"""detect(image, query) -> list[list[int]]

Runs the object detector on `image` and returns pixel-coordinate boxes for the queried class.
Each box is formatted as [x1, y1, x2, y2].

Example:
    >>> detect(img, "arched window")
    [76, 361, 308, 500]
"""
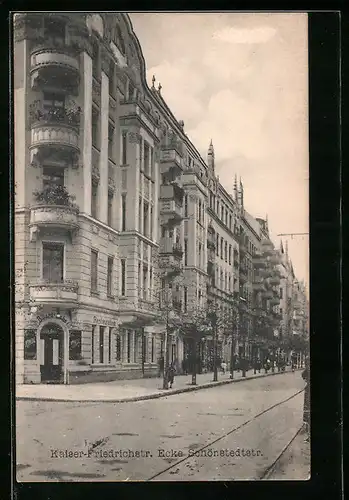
[115, 25, 125, 55]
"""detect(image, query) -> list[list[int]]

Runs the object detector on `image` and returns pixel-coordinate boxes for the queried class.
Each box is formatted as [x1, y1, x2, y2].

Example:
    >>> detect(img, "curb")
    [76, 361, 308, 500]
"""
[16, 369, 300, 404]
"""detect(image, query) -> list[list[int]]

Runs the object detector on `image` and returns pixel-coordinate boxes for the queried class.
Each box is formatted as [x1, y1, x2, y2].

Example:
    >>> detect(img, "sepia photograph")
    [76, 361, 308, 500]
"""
[14, 11, 310, 482]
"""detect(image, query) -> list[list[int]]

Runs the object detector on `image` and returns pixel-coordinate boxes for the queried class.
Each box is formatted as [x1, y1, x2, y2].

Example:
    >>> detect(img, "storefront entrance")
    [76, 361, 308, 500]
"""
[40, 324, 64, 383]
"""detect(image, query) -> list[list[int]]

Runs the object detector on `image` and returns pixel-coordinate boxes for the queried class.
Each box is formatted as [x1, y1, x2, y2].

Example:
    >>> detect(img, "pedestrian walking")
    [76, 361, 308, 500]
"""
[302, 358, 310, 441]
[221, 360, 227, 374]
[167, 361, 176, 389]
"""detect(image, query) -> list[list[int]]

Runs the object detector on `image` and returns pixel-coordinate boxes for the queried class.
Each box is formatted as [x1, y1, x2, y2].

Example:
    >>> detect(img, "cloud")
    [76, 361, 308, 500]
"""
[146, 61, 205, 125]
[213, 26, 276, 44]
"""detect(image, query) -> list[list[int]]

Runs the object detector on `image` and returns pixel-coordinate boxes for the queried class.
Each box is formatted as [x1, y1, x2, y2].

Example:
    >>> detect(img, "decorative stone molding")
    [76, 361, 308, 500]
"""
[91, 225, 99, 235]
[128, 131, 140, 143]
[92, 164, 100, 184]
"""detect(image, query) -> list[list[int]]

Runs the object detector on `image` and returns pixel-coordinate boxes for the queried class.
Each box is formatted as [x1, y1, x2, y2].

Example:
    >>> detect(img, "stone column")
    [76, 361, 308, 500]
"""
[99, 71, 109, 224]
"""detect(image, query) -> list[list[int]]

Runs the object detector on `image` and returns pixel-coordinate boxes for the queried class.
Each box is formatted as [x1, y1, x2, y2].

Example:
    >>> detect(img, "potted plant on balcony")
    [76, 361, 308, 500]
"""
[33, 184, 78, 209]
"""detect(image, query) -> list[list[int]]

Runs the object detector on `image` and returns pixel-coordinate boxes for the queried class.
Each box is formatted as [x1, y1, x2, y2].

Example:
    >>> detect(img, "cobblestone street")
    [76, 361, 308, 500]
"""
[16, 371, 309, 481]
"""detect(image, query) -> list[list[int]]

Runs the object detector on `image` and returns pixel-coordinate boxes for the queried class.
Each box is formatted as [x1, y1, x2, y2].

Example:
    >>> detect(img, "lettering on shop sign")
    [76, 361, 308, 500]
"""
[37, 313, 69, 324]
[92, 316, 118, 327]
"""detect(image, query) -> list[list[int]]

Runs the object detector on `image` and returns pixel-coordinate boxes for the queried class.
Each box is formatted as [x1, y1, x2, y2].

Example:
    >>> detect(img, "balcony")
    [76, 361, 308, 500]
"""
[239, 237, 247, 254]
[29, 280, 78, 307]
[207, 261, 215, 277]
[172, 243, 183, 259]
[253, 278, 266, 292]
[172, 299, 182, 314]
[253, 255, 266, 269]
[29, 185, 79, 241]
[239, 265, 248, 283]
[160, 182, 185, 205]
[30, 40, 80, 93]
[269, 275, 281, 286]
[262, 290, 273, 299]
[29, 104, 80, 168]
[261, 239, 274, 256]
[269, 252, 282, 265]
[269, 297, 280, 306]
[160, 147, 183, 175]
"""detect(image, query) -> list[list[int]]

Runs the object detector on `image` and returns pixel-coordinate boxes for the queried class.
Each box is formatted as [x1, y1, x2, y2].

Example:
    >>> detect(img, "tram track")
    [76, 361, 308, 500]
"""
[145, 388, 305, 481]
[259, 424, 305, 480]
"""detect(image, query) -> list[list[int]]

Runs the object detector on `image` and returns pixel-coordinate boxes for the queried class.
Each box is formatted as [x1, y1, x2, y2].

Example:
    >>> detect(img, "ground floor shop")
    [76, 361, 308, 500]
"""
[16, 304, 187, 385]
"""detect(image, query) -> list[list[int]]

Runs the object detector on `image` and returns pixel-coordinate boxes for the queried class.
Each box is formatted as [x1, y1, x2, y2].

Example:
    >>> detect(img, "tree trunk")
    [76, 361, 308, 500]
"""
[230, 336, 235, 379]
[191, 339, 197, 385]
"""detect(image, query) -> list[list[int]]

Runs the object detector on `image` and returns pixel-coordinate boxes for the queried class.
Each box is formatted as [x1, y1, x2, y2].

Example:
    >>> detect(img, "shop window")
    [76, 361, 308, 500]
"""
[69, 330, 82, 360]
[24, 330, 36, 360]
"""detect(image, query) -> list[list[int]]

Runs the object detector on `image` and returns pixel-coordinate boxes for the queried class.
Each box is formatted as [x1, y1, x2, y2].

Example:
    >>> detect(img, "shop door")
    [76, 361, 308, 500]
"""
[40, 324, 64, 383]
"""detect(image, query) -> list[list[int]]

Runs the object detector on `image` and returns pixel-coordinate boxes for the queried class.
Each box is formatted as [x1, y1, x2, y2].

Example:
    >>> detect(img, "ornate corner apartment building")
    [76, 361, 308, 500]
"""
[14, 12, 308, 385]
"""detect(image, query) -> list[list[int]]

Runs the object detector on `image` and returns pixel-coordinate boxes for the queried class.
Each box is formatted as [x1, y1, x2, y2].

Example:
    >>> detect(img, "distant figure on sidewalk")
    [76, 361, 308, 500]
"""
[254, 357, 262, 374]
[264, 358, 271, 374]
[302, 358, 310, 439]
[167, 361, 176, 389]
[221, 360, 227, 374]
[158, 356, 164, 378]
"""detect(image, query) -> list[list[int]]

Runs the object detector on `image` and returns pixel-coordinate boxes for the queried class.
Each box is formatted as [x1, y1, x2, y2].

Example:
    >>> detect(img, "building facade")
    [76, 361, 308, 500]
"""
[14, 12, 308, 385]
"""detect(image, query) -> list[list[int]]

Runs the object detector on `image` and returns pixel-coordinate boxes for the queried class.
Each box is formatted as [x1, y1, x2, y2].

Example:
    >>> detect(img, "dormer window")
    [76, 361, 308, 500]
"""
[44, 17, 66, 44]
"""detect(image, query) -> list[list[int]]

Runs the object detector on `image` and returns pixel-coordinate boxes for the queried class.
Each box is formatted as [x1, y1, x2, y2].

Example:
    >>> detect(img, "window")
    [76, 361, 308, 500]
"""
[109, 60, 115, 96]
[143, 202, 149, 237]
[91, 326, 96, 364]
[221, 206, 224, 221]
[184, 195, 188, 217]
[151, 336, 155, 363]
[121, 259, 126, 296]
[142, 264, 148, 299]
[229, 245, 232, 265]
[107, 193, 113, 227]
[184, 286, 188, 313]
[280, 308, 283, 316]
[228, 274, 231, 291]
[108, 122, 114, 159]
[107, 256, 113, 296]
[42, 242, 64, 283]
[92, 39, 99, 78]
[91, 250, 98, 292]
[128, 81, 135, 100]
[229, 214, 232, 230]
[184, 239, 188, 266]
[43, 167, 64, 189]
[150, 206, 153, 239]
[150, 148, 154, 179]
[121, 194, 126, 231]
[198, 243, 202, 268]
[91, 182, 98, 219]
[121, 131, 127, 164]
[24, 330, 36, 360]
[138, 262, 142, 296]
[216, 234, 219, 256]
[69, 331, 82, 360]
[198, 200, 201, 222]
[144, 142, 150, 175]
[43, 92, 65, 110]
[224, 241, 228, 262]
[280, 287, 283, 299]
[220, 237, 224, 259]
[99, 326, 105, 364]
[116, 335, 121, 361]
[127, 331, 131, 363]
[92, 107, 99, 149]
[108, 328, 112, 364]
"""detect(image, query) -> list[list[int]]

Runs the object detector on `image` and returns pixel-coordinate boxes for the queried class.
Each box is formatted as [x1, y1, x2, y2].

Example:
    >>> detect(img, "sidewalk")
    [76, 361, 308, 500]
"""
[16, 367, 301, 403]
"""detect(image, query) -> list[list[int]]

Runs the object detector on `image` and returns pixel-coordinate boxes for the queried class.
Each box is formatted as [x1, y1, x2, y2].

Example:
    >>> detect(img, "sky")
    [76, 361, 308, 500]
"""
[129, 13, 309, 289]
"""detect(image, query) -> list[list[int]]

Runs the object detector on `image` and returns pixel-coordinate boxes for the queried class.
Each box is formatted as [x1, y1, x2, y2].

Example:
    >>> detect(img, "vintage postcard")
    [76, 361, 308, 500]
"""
[14, 11, 310, 481]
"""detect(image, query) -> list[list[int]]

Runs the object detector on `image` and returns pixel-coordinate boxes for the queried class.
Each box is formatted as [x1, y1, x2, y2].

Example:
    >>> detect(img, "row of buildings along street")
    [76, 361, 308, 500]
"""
[14, 12, 309, 387]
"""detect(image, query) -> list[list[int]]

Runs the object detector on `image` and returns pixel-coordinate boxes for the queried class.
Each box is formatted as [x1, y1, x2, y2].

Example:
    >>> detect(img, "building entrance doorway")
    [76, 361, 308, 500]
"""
[40, 323, 64, 383]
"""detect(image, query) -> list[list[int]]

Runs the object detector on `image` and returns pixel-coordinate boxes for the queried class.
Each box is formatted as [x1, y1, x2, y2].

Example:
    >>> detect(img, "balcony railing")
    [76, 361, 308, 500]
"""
[172, 299, 182, 313]
[172, 243, 183, 259]
[29, 280, 78, 306]
[30, 103, 81, 129]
